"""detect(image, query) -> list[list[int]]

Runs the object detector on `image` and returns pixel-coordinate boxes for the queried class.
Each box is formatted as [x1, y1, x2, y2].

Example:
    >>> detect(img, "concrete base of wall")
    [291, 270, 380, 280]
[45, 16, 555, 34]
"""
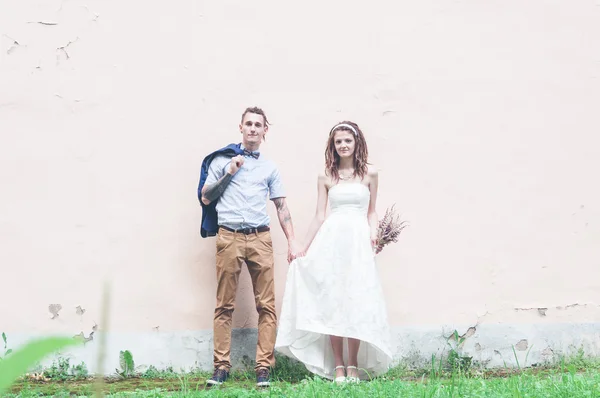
[7, 323, 600, 375]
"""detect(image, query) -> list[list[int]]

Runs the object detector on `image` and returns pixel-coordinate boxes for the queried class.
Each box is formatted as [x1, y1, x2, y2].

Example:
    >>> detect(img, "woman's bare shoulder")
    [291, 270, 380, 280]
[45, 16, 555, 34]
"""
[367, 164, 379, 178]
[319, 171, 332, 187]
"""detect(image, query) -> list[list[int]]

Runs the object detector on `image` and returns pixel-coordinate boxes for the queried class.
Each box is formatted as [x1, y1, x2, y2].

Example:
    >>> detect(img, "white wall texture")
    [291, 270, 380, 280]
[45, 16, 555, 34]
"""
[1, 0, 600, 373]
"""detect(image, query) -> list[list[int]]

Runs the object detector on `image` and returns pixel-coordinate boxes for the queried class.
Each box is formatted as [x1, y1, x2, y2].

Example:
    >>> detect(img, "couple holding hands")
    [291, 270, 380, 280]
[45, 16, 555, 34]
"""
[198, 107, 392, 387]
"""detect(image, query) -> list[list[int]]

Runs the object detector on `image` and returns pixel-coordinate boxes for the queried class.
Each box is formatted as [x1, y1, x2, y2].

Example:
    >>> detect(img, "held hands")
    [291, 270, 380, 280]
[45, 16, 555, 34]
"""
[228, 155, 244, 175]
[287, 239, 305, 263]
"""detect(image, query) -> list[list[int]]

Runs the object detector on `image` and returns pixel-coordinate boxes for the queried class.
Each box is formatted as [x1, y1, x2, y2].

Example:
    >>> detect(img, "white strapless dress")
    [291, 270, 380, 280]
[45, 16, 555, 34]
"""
[275, 182, 392, 380]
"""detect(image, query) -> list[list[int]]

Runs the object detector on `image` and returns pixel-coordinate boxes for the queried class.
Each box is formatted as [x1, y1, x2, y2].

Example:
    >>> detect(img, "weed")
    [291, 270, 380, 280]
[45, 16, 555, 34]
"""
[0, 332, 13, 360]
[117, 350, 135, 378]
[271, 354, 311, 383]
[445, 330, 473, 373]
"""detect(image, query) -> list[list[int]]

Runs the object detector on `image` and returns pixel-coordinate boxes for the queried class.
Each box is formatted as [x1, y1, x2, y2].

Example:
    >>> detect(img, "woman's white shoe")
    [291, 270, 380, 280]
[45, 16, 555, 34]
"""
[333, 365, 346, 383]
[346, 366, 360, 383]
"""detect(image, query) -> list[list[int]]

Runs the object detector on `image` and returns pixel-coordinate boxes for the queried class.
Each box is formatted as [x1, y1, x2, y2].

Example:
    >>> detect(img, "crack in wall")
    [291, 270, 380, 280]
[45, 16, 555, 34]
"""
[3, 34, 22, 55]
[515, 303, 599, 316]
[80, 5, 100, 22]
[56, 37, 79, 62]
[26, 21, 58, 26]
[556, 303, 596, 310]
[515, 307, 548, 316]
[57, 1, 100, 22]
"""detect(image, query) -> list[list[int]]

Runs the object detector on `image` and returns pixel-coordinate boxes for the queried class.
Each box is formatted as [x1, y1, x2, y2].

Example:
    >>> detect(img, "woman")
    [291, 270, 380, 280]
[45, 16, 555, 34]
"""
[275, 121, 392, 383]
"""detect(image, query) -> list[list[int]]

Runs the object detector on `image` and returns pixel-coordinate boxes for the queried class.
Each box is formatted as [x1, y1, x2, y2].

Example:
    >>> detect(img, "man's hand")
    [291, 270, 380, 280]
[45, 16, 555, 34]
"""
[228, 155, 244, 175]
[287, 239, 305, 263]
[201, 155, 243, 205]
[272, 197, 303, 262]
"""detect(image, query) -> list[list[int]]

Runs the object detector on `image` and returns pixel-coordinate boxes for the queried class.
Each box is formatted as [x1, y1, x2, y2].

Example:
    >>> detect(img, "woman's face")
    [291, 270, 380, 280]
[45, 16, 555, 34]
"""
[333, 130, 356, 160]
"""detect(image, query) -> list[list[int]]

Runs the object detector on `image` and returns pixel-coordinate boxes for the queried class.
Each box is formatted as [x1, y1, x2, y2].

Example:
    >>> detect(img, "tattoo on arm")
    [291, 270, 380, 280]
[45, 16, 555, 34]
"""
[203, 173, 233, 202]
[273, 198, 293, 235]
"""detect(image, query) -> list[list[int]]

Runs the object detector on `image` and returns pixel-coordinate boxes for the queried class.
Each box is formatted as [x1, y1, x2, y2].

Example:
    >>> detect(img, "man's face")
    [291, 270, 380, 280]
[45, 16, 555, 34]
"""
[239, 112, 267, 148]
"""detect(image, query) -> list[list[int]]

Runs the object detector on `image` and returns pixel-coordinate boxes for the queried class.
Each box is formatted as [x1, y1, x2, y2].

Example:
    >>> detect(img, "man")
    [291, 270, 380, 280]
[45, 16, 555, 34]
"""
[199, 107, 303, 387]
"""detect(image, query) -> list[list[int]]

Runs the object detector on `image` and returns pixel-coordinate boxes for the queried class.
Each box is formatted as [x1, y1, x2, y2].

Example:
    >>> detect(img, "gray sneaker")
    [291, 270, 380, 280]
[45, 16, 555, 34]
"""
[256, 367, 271, 387]
[206, 368, 229, 386]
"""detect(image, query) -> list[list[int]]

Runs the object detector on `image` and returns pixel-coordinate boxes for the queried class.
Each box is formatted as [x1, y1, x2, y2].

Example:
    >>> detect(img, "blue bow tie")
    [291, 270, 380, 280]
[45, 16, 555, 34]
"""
[243, 149, 260, 159]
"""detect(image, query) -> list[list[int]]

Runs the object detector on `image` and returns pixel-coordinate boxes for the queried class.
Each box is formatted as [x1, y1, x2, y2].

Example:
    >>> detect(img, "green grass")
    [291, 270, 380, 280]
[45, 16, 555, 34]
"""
[7, 371, 600, 397]
[7, 362, 600, 397]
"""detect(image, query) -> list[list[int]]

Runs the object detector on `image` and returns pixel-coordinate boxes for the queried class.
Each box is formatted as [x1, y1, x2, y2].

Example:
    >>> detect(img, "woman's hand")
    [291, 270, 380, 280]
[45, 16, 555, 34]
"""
[371, 233, 378, 252]
[299, 243, 309, 257]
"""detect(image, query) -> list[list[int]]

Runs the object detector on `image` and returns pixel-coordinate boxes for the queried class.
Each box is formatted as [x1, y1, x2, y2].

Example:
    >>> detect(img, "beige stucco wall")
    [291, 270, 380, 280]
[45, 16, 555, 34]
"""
[1, 0, 599, 372]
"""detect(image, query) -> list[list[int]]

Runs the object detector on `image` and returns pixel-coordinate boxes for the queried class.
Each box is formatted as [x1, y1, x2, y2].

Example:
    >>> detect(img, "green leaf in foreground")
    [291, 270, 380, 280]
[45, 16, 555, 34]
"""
[0, 336, 82, 393]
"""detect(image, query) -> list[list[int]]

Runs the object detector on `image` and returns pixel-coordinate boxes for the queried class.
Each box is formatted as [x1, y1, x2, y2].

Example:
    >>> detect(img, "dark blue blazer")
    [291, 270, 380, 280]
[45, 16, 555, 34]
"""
[197, 143, 244, 237]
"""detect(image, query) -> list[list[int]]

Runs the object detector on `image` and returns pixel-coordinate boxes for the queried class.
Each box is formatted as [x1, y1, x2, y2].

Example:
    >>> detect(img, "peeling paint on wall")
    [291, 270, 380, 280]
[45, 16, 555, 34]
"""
[462, 327, 476, 339]
[515, 339, 528, 351]
[48, 304, 62, 319]
[515, 307, 548, 316]
[514, 303, 600, 317]
[73, 330, 94, 344]
[542, 347, 554, 356]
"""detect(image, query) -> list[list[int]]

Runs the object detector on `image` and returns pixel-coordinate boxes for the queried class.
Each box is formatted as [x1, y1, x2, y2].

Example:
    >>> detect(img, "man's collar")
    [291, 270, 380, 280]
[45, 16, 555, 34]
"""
[240, 143, 260, 158]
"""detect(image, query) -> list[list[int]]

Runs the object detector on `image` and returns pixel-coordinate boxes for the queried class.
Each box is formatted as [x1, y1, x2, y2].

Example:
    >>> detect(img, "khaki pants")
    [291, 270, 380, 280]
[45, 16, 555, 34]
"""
[212, 227, 277, 371]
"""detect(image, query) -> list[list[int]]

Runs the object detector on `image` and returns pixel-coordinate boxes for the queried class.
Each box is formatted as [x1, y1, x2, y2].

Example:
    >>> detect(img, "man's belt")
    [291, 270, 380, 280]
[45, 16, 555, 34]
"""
[219, 225, 270, 235]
